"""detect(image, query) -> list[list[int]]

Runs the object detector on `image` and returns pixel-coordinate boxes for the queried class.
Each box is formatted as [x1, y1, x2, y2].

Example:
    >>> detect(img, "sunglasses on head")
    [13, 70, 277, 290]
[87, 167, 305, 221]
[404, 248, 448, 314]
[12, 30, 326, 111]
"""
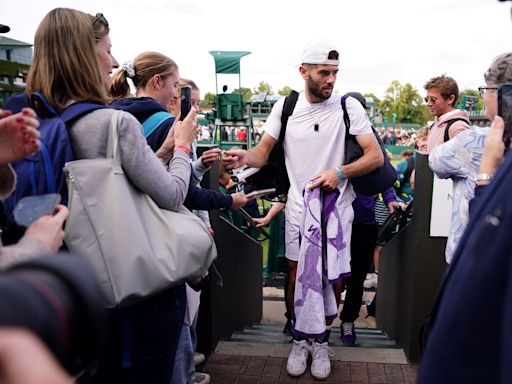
[92, 13, 109, 28]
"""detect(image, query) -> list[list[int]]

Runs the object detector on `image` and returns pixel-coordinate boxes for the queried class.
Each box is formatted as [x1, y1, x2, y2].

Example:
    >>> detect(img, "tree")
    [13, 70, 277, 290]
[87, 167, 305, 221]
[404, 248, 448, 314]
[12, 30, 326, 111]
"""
[253, 81, 273, 95]
[233, 87, 253, 101]
[380, 80, 430, 125]
[278, 86, 293, 96]
[364, 93, 381, 107]
[202, 92, 215, 108]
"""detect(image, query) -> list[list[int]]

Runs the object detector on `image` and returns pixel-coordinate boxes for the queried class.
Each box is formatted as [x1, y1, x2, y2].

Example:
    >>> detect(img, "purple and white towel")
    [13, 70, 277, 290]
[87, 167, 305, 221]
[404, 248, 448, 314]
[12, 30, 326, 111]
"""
[293, 182, 351, 339]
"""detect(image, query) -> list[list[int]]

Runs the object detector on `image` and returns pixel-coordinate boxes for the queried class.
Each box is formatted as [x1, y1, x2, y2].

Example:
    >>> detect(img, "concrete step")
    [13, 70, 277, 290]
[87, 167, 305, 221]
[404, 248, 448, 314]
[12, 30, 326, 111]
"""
[215, 323, 408, 364]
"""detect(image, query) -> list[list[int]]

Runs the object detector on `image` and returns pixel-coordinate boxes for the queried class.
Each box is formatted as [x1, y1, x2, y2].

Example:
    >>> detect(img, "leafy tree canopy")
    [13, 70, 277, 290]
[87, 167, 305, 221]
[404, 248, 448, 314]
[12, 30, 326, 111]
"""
[253, 81, 273, 95]
[233, 87, 253, 101]
[380, 80, 430, 124]
[278, 86, 293, 96]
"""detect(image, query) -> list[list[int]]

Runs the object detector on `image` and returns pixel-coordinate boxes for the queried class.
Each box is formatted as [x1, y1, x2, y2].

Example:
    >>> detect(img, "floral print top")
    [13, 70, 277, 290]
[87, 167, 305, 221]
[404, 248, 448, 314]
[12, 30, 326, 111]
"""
[428, 126, 488, 263]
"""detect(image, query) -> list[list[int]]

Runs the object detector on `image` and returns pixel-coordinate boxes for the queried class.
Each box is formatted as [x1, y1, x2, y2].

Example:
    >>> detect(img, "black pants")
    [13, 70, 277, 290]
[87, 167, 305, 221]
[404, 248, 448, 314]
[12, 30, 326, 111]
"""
[340, 223, 377, 323]
[93, 283, 187, 384]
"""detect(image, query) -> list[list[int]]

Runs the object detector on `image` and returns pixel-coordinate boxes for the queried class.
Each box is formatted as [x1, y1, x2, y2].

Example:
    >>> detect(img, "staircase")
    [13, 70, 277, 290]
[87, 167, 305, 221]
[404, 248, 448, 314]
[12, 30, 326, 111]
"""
[215, 323, 407, 364]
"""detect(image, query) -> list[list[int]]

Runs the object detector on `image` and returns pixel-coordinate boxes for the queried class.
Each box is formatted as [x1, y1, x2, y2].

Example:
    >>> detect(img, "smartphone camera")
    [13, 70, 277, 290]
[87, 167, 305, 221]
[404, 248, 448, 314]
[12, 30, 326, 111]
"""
[498, 83, 512, 148]
[180, 85, 192, 121]
[13, 193, 61, 227]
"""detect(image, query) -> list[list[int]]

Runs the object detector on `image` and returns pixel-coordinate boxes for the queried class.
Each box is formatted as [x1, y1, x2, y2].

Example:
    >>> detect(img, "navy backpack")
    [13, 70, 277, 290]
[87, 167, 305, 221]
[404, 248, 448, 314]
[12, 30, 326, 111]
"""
[2, 92, 106, 220]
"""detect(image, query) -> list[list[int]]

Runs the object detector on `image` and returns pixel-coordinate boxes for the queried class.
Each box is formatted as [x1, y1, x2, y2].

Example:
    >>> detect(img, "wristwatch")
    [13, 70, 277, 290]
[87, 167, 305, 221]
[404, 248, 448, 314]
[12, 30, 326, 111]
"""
[476, 173, 493, 182]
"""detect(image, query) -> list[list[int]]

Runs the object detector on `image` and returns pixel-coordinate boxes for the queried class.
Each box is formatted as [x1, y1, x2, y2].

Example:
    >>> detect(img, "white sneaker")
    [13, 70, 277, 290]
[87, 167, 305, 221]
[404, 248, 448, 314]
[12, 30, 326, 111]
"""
[363, 273, 378, 289]
[194, 352, 205, 366]
[286, 339, 310, 377]
[310, 341, 334, 380]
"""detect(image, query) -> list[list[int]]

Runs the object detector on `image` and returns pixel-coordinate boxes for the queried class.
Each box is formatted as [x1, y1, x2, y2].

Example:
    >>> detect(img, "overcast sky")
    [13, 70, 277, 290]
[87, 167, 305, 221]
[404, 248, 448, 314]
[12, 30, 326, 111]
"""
[2, 0, 512, 99]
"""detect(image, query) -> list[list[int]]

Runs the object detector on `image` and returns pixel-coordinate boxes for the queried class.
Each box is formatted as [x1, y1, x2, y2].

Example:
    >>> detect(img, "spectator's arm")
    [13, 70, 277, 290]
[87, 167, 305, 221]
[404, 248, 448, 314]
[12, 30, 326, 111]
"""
[428, 132, 470, 179]
[252, 202, 285, 228]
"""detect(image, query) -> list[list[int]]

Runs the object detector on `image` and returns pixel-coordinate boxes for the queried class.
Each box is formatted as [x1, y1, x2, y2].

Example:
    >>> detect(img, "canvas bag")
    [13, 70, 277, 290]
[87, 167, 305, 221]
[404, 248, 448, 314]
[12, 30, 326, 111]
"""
[64, 111, 217, 308]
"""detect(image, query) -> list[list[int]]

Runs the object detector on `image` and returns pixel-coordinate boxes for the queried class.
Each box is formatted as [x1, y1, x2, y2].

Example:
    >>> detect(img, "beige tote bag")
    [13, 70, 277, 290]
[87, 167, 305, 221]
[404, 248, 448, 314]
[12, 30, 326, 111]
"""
[64, 111, 217, 308]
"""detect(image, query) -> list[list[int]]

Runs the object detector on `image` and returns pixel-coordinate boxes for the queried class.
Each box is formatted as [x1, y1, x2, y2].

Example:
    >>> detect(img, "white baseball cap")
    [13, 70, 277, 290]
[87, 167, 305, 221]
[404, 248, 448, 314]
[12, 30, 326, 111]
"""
[301, 38, 339, 66]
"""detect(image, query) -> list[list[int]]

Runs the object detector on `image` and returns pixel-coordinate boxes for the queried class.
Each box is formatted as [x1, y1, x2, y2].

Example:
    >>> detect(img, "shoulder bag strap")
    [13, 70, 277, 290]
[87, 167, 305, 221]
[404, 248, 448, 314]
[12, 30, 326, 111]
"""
[142, 111, 174, 138]
[107, 111, 124, 175]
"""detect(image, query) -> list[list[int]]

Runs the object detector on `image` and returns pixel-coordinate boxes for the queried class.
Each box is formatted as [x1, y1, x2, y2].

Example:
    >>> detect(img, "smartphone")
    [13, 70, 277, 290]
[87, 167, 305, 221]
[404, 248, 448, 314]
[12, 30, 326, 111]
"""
[498, 83, 512, 147]
[13, 193, 61, 227]
[244, 188, 277, 200]
[180, 85, 192, 121]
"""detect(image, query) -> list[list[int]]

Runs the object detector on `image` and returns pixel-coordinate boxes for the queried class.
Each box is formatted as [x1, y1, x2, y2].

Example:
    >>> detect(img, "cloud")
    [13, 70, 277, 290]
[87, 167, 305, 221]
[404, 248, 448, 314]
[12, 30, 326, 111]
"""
[1, 0, 512, 98]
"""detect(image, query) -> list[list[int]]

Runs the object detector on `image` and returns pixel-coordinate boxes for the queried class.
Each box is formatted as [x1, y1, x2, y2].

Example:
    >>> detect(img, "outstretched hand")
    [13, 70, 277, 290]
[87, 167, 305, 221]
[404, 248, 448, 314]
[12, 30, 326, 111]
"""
[200, 148, 222, 167]
[230, 192, 250, 209]
[0, 108, 40, 165]
[222, 149, 248, 170]
[252, 217, 270, 228]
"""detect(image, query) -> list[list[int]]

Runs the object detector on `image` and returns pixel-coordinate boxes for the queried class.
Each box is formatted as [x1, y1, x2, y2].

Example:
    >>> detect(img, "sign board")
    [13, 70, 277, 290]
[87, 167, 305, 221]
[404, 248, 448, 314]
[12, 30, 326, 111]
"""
[430, 175, 453, 237]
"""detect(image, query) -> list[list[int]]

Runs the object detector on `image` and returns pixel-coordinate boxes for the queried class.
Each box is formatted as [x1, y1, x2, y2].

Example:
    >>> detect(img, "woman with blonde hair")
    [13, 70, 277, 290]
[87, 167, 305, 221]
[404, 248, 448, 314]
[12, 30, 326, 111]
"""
[6, 8, 199, 383]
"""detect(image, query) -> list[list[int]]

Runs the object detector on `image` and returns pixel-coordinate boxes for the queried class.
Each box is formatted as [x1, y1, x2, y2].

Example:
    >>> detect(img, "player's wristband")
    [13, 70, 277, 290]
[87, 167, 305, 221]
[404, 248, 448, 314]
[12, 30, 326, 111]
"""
[335, 166, 346, 181]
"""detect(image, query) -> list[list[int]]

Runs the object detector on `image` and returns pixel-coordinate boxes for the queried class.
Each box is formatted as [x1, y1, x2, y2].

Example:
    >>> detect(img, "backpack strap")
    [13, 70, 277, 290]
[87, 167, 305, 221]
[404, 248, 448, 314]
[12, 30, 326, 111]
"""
[30, 92, 59, 118]
[278, 91, 299, 147]
[340, 94, 351, 134]
[142, 111, 174, 138]
[60, 101, 108, 125]
[38, 141, 56, 194]
[443, 118, 470, 142]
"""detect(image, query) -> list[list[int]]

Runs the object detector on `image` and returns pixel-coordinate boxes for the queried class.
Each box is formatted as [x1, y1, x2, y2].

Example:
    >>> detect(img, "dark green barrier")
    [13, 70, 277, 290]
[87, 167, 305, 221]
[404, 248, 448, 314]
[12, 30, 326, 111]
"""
[385, 144, 414, 158]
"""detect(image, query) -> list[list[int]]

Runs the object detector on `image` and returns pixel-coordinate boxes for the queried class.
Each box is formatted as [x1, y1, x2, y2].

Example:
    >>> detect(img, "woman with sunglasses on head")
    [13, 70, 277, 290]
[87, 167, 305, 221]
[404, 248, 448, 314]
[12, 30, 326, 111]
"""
[18, 8, 199, 384]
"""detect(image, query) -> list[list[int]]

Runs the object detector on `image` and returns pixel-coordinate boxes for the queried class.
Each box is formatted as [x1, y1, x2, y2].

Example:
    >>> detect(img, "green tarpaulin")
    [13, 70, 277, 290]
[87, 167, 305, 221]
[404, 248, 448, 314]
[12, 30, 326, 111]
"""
[209, 51, 251, 74]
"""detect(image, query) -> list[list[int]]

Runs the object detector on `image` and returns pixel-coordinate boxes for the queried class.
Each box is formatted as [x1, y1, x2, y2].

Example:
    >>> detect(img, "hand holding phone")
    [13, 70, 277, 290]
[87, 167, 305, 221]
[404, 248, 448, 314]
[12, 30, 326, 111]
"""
[24, 204, 68, 253]
[13, 194, 61, 227]
[180, 85, 192, 121]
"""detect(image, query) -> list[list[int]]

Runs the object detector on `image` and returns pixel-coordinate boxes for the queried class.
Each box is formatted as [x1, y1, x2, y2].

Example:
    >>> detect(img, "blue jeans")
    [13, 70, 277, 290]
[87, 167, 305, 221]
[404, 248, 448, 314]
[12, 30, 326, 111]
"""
[170, 323, 194, 384]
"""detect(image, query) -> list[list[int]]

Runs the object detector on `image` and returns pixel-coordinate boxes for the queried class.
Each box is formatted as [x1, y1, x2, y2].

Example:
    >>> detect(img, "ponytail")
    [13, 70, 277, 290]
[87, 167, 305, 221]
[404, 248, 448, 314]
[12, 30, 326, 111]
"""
[110, 67, 131, 99]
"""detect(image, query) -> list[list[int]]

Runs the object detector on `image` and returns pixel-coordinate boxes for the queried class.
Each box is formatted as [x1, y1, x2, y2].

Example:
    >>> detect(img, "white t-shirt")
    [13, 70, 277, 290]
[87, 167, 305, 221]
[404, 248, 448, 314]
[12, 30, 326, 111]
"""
[264, 92, 372, 260]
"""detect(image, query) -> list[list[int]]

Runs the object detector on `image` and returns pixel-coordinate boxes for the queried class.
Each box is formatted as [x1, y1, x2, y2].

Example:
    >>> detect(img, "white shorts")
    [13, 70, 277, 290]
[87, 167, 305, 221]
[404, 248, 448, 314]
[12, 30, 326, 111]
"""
[284, 198, 354, 261]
